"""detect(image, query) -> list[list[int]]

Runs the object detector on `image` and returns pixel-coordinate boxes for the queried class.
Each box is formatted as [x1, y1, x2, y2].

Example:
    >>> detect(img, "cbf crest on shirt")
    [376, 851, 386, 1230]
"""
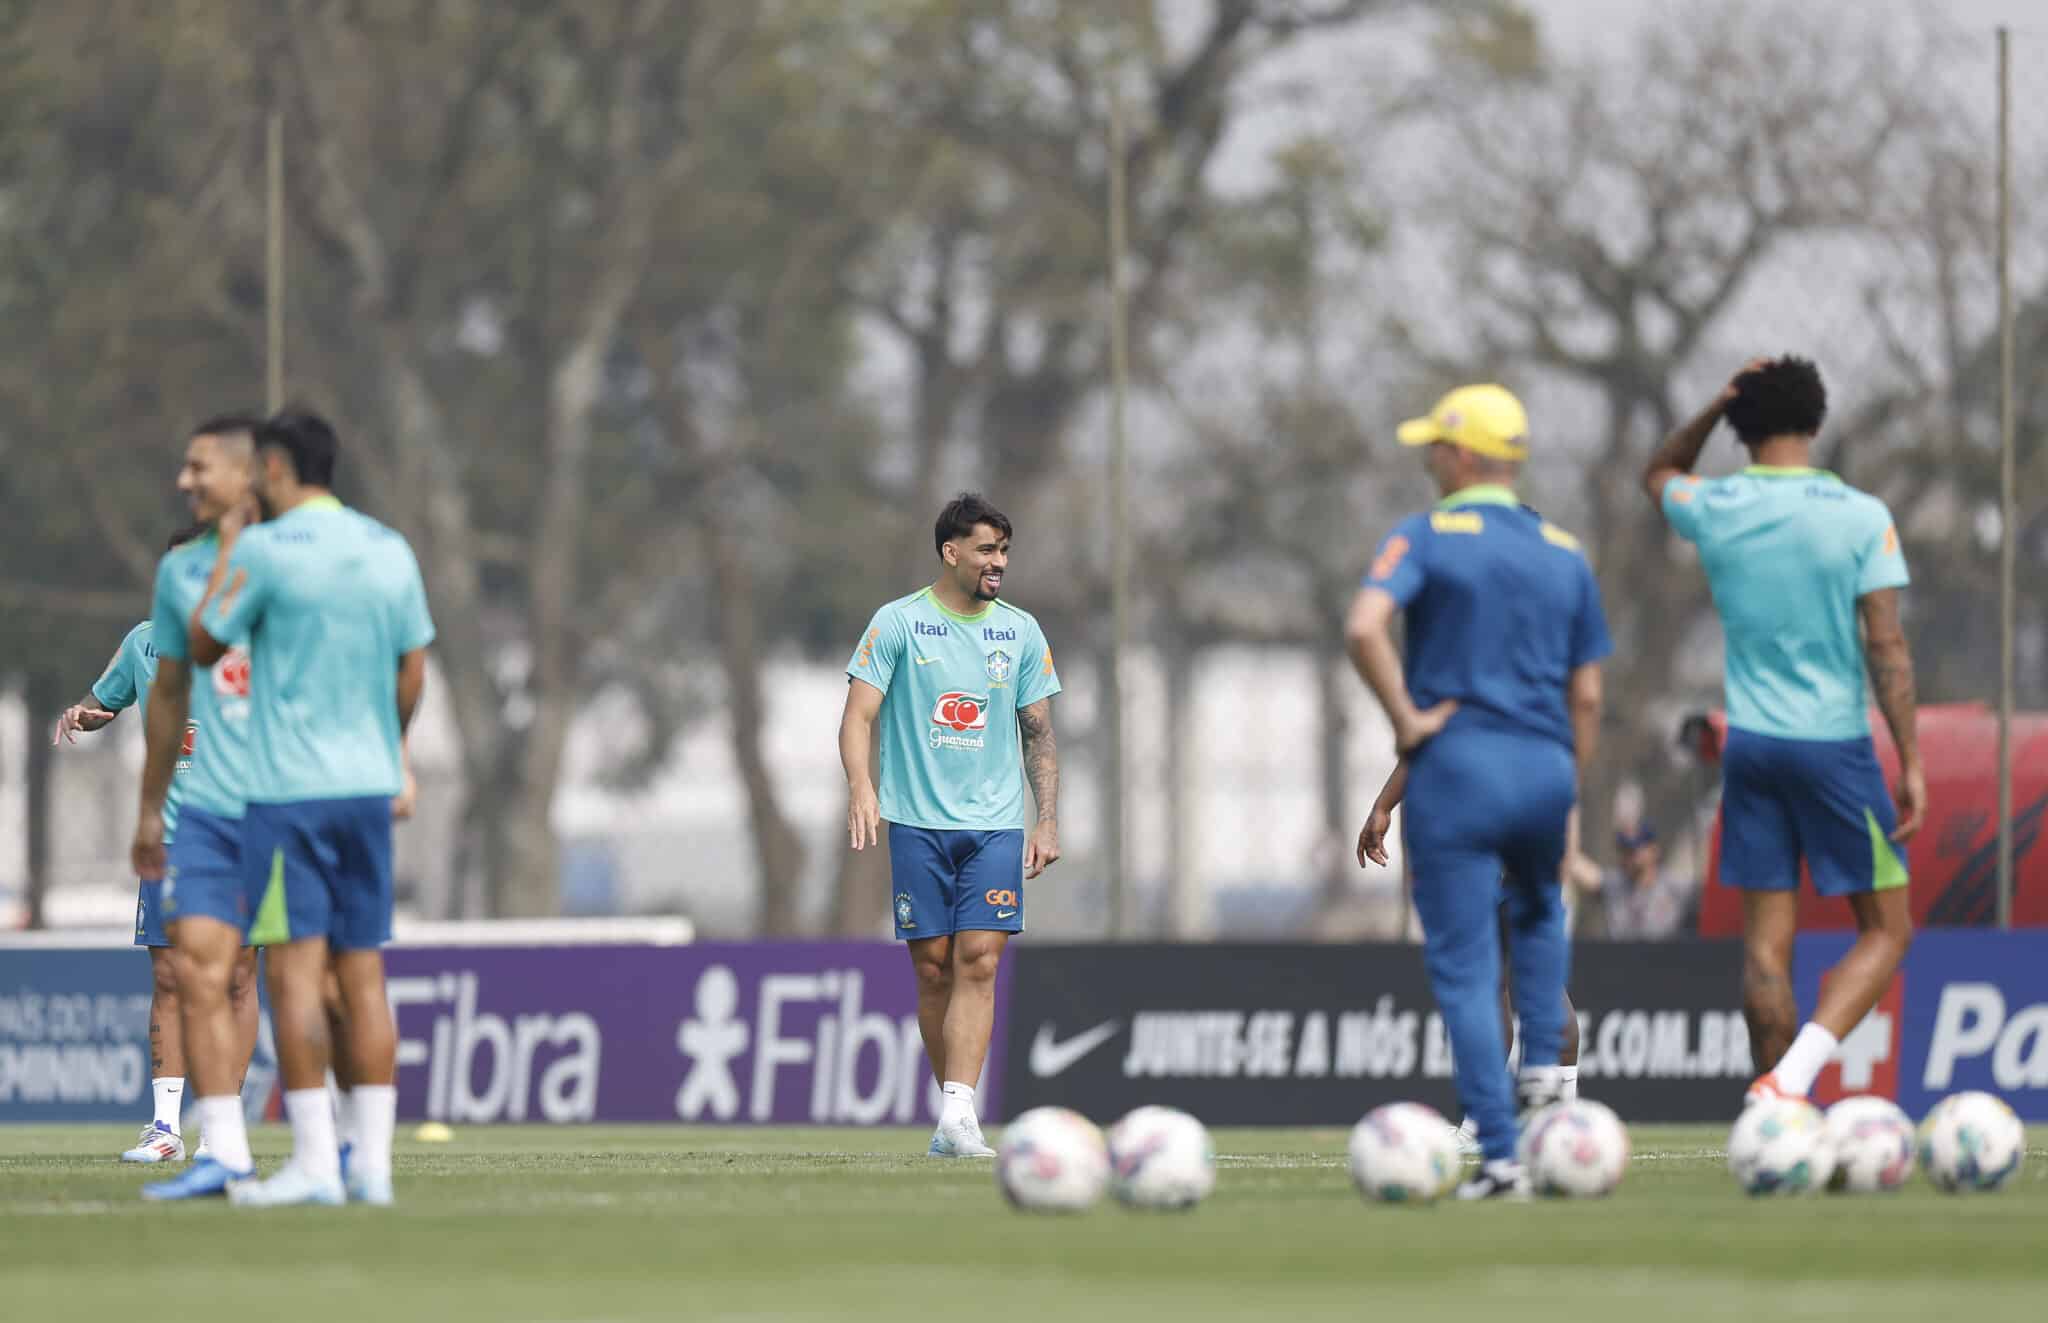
[846, 588, 1061, 831]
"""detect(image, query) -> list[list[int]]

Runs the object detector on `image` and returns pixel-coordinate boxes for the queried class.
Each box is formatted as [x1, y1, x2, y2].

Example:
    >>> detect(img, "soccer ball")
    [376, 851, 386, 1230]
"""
[1822, 1095, 1916, 1193]
[1918, 1091, 2026, 1193]
[1106, 1106, 1216, 1210]
[1728, 1097, 1834, 1195]
[1348, 1102, 1461, 1205]
[996, 1106, 1110, 1213]
[1520, 1099, 1630, 1198]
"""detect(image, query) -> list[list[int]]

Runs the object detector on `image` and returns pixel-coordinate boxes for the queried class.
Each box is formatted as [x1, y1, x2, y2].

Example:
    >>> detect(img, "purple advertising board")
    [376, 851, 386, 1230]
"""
[383, 942, 1009, 1125]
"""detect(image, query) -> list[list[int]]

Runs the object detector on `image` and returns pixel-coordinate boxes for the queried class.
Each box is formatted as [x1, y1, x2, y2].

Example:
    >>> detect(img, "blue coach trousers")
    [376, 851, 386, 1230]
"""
[1403, 724, 1577, 1163]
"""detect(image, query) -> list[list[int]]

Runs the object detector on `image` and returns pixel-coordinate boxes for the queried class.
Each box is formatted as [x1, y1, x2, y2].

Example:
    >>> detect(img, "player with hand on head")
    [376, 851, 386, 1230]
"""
[56, 523, 262, 1165]
[1644, 356, 1920, 1107]
[1347, 385, 1610, 1199]
[839, 493, 1061, 1159]
[189, 409, 435, 1207]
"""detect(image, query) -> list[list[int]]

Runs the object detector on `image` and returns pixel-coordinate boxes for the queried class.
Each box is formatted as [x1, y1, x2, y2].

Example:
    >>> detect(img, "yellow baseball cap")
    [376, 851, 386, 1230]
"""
[1396, 384, 1530, 462]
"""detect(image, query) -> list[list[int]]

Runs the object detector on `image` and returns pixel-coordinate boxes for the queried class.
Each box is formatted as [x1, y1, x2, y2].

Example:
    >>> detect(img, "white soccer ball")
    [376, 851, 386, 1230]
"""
[1728, 1097, 1834, 1196]
[1520, 1099, 1630, 1198]
[996, 1106, 1111, 1213]
[1822, 1095, 1916, 1193]
[1918, 1091, 2026, 1194]
[1106, 1105, 1216, 1210]
[1348, 1102, 1461, 1205]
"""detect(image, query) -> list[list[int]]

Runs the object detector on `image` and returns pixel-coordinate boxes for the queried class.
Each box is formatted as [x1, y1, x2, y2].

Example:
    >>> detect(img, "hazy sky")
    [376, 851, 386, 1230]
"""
[1522, 0, 2048, 54]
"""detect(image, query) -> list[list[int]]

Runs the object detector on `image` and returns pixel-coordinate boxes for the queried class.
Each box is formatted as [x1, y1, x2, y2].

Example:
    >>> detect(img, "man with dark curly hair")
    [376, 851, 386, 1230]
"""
[1644, 356, 1923, 1109]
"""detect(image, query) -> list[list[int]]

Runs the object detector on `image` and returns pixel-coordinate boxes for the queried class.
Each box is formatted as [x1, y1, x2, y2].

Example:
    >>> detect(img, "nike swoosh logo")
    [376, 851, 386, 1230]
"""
[913, 656, 940, 665]
[995, 910, 1016, 919]
[1028, 1020, 1120, 1079]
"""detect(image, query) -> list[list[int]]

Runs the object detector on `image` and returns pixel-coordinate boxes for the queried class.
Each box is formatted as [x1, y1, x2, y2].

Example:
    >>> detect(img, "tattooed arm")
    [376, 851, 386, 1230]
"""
[1859, 587, 1925, 842]
[1018, 697, 1060, 879]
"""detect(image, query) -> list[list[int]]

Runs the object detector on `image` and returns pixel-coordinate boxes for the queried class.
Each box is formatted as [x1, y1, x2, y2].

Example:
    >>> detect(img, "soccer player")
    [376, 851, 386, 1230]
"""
[1358, 762, 1586, 1157]
[839, 493, 1061, 1158]
[130, 417, 274, 1200]
[187, 408, 433, 1207]
[55, 524, 262, 1164]
[1346, 384, 1609, 1198]
[1644, 356, 1921, 1105]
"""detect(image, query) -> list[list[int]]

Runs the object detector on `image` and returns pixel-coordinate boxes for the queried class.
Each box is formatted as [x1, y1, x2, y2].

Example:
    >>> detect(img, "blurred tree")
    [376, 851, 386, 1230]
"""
[0, 1, 270, 924]
[259, 0, 894, 920]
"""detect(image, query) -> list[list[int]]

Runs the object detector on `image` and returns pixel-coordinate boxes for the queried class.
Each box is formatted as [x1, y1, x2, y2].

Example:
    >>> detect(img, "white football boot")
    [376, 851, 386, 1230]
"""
[121, 1121, 185, 1164]
[228, 1162, 345, 1208]
[927, 1114, 996, 1158]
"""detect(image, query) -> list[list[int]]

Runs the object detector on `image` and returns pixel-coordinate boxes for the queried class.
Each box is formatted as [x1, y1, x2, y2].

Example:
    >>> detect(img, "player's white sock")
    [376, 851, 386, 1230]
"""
[1558, 1066, 1579, 1102]
[1455, 1116, 1478, 1138]
[940, 1081, 976, 1125]
[353, 1084, 397, 1178]
[152, 1077, 186, 1132]
[332, 1084, 359, 1150]
[196, 1094, 252, 1172]
[283, 1087, 342, 1181]
[1518, 1063, 1565, 1102]
[1772, 1023, 1839, 1096]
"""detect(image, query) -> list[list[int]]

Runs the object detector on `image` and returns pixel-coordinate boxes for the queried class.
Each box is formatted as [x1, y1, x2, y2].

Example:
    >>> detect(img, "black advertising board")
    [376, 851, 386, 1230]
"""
[1003, 941, 1751, 1123]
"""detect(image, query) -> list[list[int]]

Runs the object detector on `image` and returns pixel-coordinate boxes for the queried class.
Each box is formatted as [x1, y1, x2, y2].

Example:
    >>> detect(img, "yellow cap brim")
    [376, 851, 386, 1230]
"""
[1396, 417, 1441, 446]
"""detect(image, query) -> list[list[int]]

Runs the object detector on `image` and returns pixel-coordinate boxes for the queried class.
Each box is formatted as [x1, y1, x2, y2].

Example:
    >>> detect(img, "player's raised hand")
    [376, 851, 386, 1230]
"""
[1357, 805, 1394, 869]
[132, 816, 167, 882]
[1394, 699, 1459, 755]
[1891, 761, 1927, 843]
[847, 781, 880, 851]
[1025, 820, 1060, 880]
[1719, 357, 1772, 405]
[53, 703, 116, 745]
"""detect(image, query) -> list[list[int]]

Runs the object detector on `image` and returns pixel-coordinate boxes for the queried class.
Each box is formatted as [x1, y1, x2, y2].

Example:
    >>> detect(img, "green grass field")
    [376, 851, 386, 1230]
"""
[2, 1124, 2042, 1322]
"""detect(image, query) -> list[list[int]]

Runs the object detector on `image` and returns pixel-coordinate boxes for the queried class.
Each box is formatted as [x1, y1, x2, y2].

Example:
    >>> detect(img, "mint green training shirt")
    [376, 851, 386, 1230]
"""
[150, 534, 256, 819]
[204, 497, 436, 803]
[846, 588, 1061, 831]
[1662, 466, 1909, 741]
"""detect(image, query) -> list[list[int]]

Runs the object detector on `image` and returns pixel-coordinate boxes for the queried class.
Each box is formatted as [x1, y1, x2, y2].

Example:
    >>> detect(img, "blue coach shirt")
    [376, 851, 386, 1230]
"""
[1365, 485, 1612, 750]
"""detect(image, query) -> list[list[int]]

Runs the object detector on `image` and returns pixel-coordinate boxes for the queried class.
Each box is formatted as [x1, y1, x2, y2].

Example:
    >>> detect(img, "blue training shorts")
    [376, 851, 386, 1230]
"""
[1719, 728, 1908, 897]
[242, 797, 395, 950]
[162, 806, 249, 934]
[888, 824, 1025, 941]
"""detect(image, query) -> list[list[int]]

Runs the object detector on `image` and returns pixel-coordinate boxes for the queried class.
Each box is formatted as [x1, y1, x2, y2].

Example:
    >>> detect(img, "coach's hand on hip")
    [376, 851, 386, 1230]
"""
[1394, 698, 1459, 755]
[1025, 820, 1060, 879]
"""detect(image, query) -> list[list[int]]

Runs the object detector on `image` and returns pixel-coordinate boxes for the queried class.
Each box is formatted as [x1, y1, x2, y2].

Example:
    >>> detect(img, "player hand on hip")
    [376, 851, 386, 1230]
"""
[1024, 820, 1060, 880]
[53, 703, 116, 745]
[1393, 698, 1459, 755]
[1890, 761, 1927, 843]
[132, 815, 167, 882]
[847, 781, 880, 851]
[1357, 804, 1394, 869]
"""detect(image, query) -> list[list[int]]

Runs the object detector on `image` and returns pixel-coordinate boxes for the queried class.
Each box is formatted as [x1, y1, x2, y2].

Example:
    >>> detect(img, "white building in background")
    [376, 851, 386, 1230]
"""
[3, 647, 1413, 940]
